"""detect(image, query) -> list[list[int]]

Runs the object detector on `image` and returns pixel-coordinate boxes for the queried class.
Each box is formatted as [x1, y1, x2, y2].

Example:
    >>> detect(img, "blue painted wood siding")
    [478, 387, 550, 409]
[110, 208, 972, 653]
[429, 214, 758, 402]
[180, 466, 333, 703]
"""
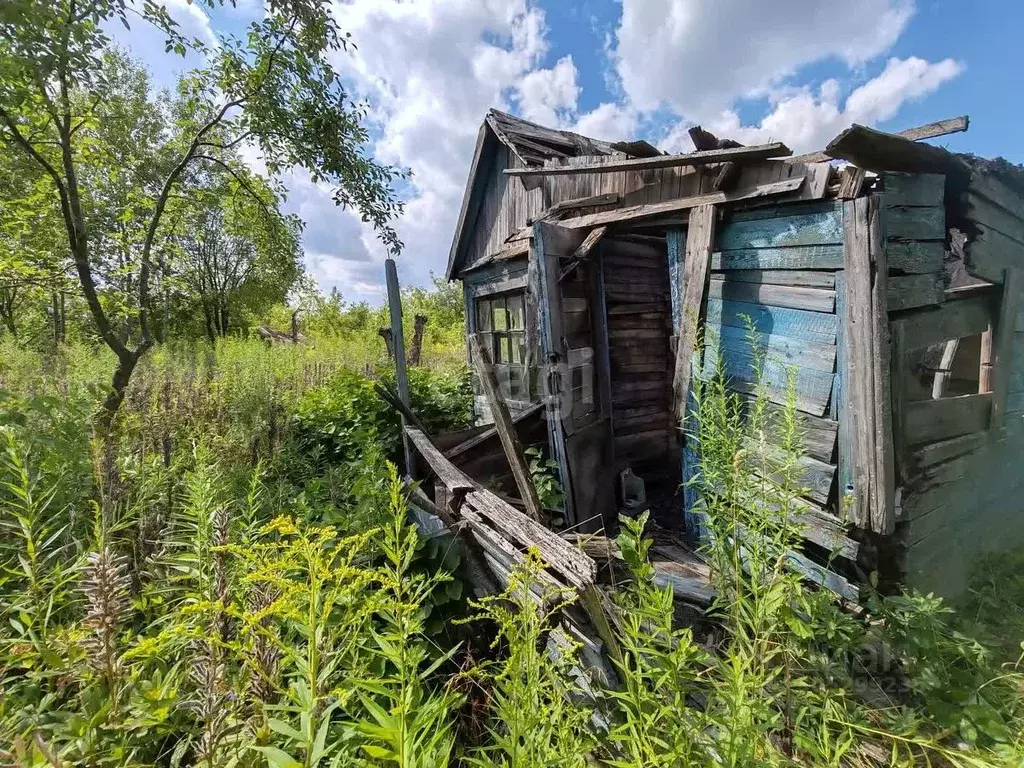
[670, 200, 845, 535]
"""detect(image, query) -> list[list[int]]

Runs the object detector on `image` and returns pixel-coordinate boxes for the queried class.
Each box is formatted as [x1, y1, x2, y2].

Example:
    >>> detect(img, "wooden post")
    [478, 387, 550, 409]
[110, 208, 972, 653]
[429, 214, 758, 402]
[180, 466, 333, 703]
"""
[385, 258, 413, 473]
[469, 333, 545, 523]
[990, 267, 1022, 429]
[672, 204, 717, 421]
[408, 314, 428, 366]
[979, 325, 994, 393]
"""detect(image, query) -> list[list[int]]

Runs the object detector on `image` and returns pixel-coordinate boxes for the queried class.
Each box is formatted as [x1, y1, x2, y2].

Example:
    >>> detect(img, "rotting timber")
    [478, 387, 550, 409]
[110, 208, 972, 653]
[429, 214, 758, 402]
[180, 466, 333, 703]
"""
[394, 105, 1024, 646]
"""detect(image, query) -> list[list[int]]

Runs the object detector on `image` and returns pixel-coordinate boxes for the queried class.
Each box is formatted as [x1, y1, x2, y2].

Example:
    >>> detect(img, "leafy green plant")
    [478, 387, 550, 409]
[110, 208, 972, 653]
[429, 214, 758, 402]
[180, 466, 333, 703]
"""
[525, 446, 565, 510]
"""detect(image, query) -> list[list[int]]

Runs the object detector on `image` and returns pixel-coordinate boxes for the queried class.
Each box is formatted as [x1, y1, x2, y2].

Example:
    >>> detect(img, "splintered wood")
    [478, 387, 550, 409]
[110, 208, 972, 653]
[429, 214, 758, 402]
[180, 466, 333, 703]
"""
[673, 204, 717, 421]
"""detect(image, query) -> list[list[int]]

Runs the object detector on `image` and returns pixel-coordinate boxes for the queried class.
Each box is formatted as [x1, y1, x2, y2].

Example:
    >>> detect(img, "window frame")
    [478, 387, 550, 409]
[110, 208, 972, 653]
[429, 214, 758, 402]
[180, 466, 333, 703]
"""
[471, 287, 532, 404]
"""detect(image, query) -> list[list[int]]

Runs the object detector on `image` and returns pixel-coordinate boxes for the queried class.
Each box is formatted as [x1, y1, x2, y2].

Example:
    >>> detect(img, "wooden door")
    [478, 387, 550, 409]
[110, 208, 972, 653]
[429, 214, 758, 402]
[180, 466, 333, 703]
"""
[533, 220, 615, 532]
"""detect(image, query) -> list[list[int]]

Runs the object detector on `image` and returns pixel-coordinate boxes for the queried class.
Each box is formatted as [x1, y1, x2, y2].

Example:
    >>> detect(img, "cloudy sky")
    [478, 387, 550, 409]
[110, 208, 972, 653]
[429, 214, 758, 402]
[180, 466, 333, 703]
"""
[114, 0, 1024, 305]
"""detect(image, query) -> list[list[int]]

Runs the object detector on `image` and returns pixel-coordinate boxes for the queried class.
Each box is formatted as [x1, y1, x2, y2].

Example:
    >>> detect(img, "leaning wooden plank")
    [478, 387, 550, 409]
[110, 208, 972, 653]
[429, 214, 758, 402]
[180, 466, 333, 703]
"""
[825, 124, 968, 176]
[462, 240, 530, 273]
[406, 427, 475, 497]
[672, 204, 717, 420]
[887, 273, 945, 312]
[504, 142, 793, 178]
[708, 279, 836, 313]
[931, 339, 960, 399]
[899, 115, 970, 141]
[788, 115, 969, 164]
[904, 393, 992, 445]
[564, 177, 803, 231]
[868, 195, 896, 535]
[528, 192, 622, 224]
[706, 298, 838, 345]
[466, 489, 597, 589]
[445, 403, 545, 461]
[558, 226, 608, 282]
[990, 268, 1023, 428]
[505, 177, 803, 242]
[470, 334, 545, 523]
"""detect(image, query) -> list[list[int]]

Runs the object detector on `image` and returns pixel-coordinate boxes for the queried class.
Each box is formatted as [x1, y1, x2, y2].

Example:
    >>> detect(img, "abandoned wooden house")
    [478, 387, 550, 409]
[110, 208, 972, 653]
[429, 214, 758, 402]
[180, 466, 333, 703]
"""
[409, 108, 1024, 605]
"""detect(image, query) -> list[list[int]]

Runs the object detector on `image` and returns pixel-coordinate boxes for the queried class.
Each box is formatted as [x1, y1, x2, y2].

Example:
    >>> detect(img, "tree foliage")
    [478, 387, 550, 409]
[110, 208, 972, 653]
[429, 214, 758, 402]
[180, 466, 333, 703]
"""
[0, 0, 405, 432]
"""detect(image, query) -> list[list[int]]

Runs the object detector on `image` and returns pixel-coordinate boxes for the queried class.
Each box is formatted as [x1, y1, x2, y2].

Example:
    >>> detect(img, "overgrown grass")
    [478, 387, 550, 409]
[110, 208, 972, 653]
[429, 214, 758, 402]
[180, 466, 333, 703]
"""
[1, 335, 1022, 766]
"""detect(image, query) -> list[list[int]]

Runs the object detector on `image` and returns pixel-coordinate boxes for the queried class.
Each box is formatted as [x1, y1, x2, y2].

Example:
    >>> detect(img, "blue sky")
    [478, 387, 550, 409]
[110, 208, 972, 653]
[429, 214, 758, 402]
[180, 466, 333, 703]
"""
[115, 0, 1021, 304]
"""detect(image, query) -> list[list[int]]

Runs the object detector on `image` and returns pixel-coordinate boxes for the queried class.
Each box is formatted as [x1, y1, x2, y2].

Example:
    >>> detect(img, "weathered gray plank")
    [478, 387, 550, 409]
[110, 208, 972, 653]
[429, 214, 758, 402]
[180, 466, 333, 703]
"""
[825, 123, 968, 177]
[672, 204, 717, 420]
[883, 205, 945, 241]
[505, 142, 792, 178]
[886, 240, 944, 274]
[887, 273, 945, 312]
[966, 193, 1024, 247]
[552, 177, 804, 232]
[788, 116, 969, 165]
[708, 279, 836, 313]
[710, 269, 835, 289]
[882, 172, 945, 207]
[469, 274, 529, 297]
[892, 294, 995, 350]
[904, 394, 992, 445]
[709, 322, 836, 372]
[967, 225, 1024, 283]
[711, 244, 844, 271]
[842, 198, 875, 529]
[705, 298, 838, 345]
[910, 431, 987, 473]
[868, 196, 896, 534]
[990, 268, 1023, 428]
[717, 206, 843, 250]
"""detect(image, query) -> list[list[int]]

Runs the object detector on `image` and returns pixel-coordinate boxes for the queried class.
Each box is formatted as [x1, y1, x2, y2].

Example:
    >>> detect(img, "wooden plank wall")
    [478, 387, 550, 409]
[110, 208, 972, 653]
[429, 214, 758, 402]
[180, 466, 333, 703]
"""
[457, 147, 831, 275]
[600, 237, 676, 475]
[677, 200, 844, 542]
[888, 170, 1024, 596]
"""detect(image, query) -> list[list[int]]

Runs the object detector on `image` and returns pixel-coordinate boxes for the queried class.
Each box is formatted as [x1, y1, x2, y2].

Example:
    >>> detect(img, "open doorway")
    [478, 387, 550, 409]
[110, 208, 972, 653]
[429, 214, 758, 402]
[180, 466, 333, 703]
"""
[598, 234, 680, 527]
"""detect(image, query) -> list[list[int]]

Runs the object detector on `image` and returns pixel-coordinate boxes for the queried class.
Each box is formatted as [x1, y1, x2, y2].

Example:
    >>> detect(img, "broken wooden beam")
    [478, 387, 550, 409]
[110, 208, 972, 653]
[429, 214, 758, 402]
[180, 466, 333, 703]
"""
[528, 192, 621, 224]
[445, 403, 545, 462]
[712, 161, 740, 192]
[558, 225, 607, 283]
[825, 124, 969, 177]
[504, 142, 792, 178]
[506, 177, 804, 243]
[788, 115, 970, 164]
[837, 165, 867, 199]
[469, 333, 545, 523]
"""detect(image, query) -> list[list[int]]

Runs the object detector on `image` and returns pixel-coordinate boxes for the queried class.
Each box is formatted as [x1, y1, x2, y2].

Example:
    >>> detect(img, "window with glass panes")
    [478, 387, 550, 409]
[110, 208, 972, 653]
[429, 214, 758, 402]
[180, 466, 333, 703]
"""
[475, 291, 529, 400]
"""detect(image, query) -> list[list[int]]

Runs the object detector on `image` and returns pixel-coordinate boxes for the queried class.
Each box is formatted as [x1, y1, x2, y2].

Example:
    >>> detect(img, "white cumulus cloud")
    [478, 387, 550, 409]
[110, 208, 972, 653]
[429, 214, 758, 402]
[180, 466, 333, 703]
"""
[661, 56, 963, 153]
[614, 0, 916, 118]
